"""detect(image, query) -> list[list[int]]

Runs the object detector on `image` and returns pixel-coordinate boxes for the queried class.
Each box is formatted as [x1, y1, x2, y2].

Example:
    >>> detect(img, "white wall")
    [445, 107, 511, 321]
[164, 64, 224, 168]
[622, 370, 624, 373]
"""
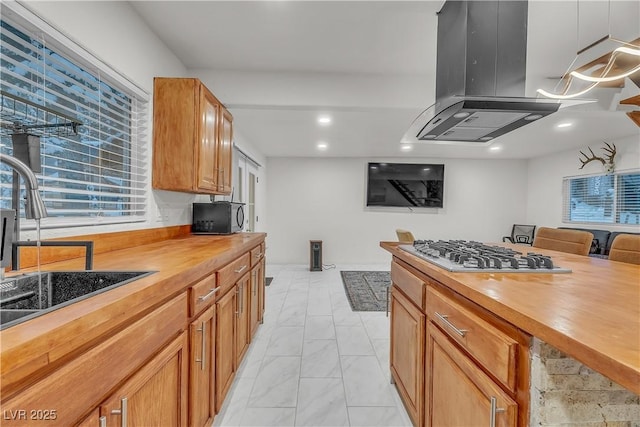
[266, 157, 529, 264]
[7, 1, 270, 239]
[526, 134, 640, 233]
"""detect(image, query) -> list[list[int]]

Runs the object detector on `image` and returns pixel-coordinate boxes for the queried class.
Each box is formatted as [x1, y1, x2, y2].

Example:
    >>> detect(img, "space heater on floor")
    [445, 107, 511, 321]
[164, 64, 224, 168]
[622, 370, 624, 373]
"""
[310, 240, 322, 271]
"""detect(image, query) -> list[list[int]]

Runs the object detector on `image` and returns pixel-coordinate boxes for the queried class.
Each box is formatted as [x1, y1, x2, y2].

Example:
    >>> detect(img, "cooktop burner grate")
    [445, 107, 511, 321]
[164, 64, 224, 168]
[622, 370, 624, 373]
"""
[399, 240, 571, 273]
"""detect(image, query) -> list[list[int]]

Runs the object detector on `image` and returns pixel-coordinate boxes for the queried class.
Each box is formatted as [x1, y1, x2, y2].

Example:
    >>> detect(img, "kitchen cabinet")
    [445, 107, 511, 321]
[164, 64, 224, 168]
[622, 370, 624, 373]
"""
[0, 232, 267, 427]
[249, 244, 265, 336]
[100, 332, 189, 427]
[426, 324, 517, 427]
[390, 286, 425, 427]
[152, 77, 233, 195]
[215, 286, 236, 412]
[235, 274, 251, 364]
[388, 258, 529, 427]
[0, 294, 187, 426]
[189, 306, 216, 427]
[76, 409, 102, 427]
[218, 107, 233, 194]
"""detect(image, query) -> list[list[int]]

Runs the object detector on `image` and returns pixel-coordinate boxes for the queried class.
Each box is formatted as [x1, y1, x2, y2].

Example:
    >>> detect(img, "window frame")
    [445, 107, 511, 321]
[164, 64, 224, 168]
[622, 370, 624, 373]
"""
[0, 3, 150, 231]
[562, 168, 640, 226]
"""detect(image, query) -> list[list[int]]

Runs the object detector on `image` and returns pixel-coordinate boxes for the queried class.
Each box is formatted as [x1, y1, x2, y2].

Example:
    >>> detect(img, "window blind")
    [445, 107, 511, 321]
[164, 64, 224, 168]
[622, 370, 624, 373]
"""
[0, 18, 148, 225]
[562, 170, 640, 225]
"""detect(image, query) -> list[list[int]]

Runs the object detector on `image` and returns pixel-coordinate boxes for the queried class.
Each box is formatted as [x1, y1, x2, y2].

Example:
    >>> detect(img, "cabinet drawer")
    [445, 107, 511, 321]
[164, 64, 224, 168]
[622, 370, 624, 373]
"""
[426, 287, 517, 391]
[190, 273, 220, 316]
[250, 243, 265, 267]
[218, 253, 251, 289]
[391, 261, 425, 310]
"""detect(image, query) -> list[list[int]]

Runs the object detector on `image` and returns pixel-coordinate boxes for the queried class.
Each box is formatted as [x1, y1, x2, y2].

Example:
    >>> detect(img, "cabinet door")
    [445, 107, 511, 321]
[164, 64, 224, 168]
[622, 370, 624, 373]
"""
[197, 85, 220, 192]
[152, 78, 198, 192]
[249, 264, 260, 337]
[76, 408, 104, 427]
[258, 258, 266, 323]
[190, 306, 215, 427]
[215, 288, 236, 412]
[218, 107, 233, 194]
[235, 274, 251, 365]
[426, 323, 517, 427]
[390, 287, 425, 427]
[100, 332, 188, 427]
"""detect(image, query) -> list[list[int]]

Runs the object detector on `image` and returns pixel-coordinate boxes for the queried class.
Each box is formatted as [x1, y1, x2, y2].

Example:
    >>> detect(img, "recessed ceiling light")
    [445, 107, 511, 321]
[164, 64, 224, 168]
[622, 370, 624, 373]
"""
[401, 145, 412, 151]
[317, 142, 328, 150]
[489, 145, 502, 152]
[317, 116, 331, 125]
[556, 122, 573, 128]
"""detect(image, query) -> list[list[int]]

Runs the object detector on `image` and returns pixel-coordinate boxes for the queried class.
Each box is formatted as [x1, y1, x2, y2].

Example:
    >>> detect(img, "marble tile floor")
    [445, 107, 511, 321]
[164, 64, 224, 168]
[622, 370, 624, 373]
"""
[212, 264, 413, 427]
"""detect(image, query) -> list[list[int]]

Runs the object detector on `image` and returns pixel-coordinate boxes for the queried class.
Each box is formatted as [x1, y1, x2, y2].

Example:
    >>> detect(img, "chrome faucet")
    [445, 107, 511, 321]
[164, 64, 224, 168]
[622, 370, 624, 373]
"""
[0, 154, 48, 280]
[0, 154, 48, 220]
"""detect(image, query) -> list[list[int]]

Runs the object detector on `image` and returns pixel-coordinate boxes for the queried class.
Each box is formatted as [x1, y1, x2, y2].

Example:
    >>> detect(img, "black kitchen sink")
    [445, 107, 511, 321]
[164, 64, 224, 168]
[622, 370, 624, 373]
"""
[0, 271, 155, 330]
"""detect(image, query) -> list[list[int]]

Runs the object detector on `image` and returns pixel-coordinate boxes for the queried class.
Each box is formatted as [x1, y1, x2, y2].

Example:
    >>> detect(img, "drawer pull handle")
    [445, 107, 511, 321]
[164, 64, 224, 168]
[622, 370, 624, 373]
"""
[256, 252, 263, 258]
[111, 397, 127, 427]
[489, 396, 506, 427]
[198, 286, 221, 302]
[236, 286, 240, 317]
[235, 265, 247, 274]
[196, 322, 206, 370]
[252, 271, 257, 296]
[99, 416, 107, 427]
[435, 312, 467, 337]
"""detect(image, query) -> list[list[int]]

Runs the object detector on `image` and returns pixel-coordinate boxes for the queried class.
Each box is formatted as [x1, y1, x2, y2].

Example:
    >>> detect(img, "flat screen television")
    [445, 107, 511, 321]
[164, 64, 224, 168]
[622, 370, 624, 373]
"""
[366, 162, 444, 208]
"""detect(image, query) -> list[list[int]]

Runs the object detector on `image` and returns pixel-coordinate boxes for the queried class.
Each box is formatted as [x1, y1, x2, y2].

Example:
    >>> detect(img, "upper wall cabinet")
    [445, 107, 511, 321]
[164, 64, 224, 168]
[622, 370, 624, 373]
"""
[152, 77, 233, 195]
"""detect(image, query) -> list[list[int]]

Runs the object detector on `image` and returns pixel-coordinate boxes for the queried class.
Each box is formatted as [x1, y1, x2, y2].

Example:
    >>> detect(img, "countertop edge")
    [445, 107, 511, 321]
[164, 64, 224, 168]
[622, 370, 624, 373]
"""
[0, 232, 266, 396]
[380, 241, 640, 395]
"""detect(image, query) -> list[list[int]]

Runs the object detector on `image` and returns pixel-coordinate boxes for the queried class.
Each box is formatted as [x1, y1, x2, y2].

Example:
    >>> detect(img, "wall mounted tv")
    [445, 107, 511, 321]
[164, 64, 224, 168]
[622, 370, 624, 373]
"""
[366, 162, 444, 208]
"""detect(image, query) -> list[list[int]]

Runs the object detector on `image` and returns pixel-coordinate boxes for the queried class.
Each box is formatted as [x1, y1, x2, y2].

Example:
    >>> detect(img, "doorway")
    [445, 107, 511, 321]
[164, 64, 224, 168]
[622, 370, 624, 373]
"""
[235, 147, 260, 232]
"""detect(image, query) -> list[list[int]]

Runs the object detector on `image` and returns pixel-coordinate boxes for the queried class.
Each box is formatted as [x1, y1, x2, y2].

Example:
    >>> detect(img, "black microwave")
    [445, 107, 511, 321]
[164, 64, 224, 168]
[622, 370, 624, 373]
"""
[192, 202, 245, 234]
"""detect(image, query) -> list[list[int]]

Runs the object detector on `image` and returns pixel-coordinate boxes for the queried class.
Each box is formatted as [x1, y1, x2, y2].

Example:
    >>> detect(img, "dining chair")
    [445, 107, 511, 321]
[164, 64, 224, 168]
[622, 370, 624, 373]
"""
[532, 227, 593, 256]
[396, 229, 415, 243]
[608, 234, 640, 265]
[502, 224, 536, 245]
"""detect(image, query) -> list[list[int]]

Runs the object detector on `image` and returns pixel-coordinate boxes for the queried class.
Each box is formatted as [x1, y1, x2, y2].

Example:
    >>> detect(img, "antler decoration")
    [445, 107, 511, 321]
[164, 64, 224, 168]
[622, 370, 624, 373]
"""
[578, 142, 617, 173]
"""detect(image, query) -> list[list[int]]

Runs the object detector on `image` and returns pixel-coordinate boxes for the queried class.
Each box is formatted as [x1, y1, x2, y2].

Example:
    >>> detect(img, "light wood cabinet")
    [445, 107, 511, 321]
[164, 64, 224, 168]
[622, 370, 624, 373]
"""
[389, 259, 528, 427]
[259, 258, 266, 323]
[235, 274, 251, 364]
[218, 107, 233, 194]
[100, 332, 189, 427]
[215, 286, 236, 413]
[390, 286, 425, 427]
[249, 258, 265, 337]
[189, 306, 216, 427]
[426, 324, 517, 427]
[1, 294, 186, 427]
[76, 408, 102, 427]
[152, 77, 233, 195]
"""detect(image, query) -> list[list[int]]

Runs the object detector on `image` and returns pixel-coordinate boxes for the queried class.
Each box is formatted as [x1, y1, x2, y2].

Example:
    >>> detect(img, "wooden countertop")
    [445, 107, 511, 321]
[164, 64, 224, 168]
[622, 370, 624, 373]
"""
[381, 241, 640, 395]
[0, 232, 266, 397]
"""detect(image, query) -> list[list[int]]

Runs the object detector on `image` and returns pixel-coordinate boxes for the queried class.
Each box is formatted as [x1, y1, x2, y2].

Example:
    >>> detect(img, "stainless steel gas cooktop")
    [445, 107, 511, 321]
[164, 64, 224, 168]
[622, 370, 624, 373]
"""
[400, 240, 571, 273]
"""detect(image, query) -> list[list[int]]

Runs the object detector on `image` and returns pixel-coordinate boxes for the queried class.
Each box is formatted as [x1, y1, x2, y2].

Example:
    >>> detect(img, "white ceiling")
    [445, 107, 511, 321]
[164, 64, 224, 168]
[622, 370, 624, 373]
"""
[130, 0, 640, 159]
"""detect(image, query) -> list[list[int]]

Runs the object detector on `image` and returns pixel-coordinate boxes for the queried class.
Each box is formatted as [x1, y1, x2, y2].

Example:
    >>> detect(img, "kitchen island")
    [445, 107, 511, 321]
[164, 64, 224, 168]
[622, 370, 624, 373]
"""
[1, 230, 266, 427]
[382, 241, 639, 427]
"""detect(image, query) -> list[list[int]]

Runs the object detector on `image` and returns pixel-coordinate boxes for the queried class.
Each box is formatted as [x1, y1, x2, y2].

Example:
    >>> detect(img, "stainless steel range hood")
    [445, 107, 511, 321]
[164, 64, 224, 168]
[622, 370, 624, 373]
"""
[404, 0, 560, 144]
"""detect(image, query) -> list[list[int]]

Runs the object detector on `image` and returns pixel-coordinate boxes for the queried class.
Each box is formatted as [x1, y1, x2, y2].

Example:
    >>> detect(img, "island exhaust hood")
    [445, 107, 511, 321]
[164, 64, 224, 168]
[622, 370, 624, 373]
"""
[404, 0, 560, 144]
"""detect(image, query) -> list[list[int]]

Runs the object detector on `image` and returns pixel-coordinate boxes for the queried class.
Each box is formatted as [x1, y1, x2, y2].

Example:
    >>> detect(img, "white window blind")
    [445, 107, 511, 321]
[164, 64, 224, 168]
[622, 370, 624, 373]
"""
[562, 170, 640, 225]
[0, 17, 148, 226]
